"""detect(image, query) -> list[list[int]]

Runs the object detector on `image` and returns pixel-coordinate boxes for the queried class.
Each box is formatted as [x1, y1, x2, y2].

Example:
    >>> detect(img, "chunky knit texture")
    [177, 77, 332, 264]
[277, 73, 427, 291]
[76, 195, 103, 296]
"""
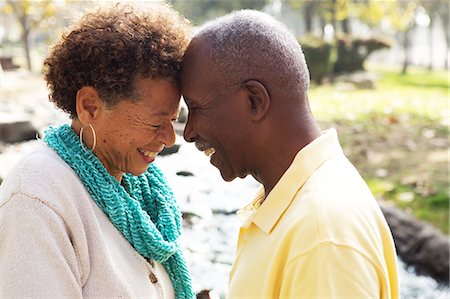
[44, 124, 194, 298]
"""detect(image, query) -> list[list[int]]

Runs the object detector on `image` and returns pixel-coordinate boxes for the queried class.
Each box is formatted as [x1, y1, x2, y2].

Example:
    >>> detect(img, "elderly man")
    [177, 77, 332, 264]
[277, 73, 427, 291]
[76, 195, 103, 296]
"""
[181, 10, 399, 298]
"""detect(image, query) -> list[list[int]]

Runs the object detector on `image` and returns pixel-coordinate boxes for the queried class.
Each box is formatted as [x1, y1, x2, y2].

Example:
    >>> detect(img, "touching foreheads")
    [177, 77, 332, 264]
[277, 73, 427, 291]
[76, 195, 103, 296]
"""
[194, 10, 310, 96]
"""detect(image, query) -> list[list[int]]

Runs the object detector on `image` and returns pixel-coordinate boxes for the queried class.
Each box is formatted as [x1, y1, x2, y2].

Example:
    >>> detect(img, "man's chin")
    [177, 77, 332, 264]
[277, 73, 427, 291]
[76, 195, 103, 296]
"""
[222, 176, 236, 182]
[217, 168, 235, 182]
[218, 170, 247, 182]
[212, 157, 245, 182]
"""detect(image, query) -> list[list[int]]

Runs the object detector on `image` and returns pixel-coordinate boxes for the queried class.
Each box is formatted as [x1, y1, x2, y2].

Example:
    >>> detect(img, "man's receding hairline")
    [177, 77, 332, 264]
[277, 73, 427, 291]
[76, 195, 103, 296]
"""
[192, 9, 310, 94]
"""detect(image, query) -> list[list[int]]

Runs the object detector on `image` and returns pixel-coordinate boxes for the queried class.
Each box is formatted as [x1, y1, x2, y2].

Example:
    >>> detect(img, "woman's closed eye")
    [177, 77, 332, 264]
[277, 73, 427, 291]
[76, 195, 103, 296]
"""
[151, 119, 176, 129]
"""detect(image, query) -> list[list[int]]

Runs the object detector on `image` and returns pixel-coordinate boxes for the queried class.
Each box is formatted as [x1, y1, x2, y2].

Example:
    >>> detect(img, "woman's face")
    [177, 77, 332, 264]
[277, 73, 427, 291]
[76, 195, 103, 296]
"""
[93, 77, 180, 181]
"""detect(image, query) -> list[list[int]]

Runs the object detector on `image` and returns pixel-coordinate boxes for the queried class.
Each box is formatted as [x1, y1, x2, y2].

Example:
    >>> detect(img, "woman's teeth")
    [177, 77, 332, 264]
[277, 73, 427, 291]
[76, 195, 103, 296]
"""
[204, 147, 216, 157]
[139, 149, 158, 158]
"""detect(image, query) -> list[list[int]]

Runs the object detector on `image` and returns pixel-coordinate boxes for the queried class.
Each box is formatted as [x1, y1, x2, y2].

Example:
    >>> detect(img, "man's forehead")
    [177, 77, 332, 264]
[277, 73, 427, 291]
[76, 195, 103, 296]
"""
[181, 40, 217, 94]
[183, 39, 213, 73]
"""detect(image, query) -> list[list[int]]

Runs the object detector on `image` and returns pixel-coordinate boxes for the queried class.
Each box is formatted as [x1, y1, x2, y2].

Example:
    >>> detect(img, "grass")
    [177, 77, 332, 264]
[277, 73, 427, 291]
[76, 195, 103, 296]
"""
[308, 65, 449, 234]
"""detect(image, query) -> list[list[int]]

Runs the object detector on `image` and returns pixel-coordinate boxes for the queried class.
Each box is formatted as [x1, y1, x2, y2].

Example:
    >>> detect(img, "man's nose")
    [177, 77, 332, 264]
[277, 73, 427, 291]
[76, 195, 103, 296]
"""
[183, 113, 196, 143]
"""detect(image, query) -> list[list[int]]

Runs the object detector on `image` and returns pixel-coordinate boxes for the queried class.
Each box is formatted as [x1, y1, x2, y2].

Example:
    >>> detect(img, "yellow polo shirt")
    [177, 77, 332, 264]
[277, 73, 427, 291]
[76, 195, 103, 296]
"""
[228, 129, 399, 298]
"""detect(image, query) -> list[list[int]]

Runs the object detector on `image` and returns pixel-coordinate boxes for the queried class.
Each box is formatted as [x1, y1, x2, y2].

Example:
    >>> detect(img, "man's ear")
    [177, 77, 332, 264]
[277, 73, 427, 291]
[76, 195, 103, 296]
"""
[76, 86, 103, 123]
[243, 80, 270, 122]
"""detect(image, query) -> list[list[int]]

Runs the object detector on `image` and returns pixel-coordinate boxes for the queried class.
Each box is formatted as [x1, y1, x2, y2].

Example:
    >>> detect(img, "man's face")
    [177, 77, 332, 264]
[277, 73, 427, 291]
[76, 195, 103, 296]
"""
[181, 40, 250, 181]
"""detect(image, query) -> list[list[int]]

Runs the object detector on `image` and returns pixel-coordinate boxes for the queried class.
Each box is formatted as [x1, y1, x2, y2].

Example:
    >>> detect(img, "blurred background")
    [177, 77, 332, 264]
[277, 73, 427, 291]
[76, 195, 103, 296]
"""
[1, 0, 449, 298]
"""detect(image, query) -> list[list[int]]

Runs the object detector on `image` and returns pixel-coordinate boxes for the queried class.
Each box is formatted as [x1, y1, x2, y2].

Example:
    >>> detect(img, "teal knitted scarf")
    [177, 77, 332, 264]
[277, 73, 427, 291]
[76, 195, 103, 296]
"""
[44, 124, 195, 298]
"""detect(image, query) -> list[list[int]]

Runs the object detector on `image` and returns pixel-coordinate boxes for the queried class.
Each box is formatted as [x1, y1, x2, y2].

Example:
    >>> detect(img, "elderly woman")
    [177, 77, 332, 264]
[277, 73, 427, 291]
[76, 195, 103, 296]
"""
[0, 4, 194, 298]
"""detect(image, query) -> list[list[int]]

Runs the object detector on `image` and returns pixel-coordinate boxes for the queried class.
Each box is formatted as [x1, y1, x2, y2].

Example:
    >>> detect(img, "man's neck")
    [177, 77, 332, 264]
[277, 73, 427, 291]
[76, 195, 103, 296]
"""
[257, 120, 321, 201]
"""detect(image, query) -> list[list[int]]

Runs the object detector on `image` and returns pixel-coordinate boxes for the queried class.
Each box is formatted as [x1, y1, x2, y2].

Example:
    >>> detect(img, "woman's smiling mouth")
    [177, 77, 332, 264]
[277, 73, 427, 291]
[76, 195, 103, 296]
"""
[138, 148, 159, 163]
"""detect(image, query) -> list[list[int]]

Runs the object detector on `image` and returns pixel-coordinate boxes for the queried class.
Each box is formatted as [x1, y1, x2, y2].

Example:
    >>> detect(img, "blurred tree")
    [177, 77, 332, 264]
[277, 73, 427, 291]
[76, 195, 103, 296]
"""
[168, 0, 269, 25]
[323, 0, 352, 35]
[303, 1, 319, 34]
[420, 0, 449, 70]
[354, 0, 387, 28]
[286, 0, 355, 36]
[334, 35, 392, 73]
[356, 0, 419, 74]
[440, 2, 450, 69]
[2, 0, 57, 71]
[384, 0, 419, 74]
[285, 1, 313, 34]
[299, 35, 333, 83]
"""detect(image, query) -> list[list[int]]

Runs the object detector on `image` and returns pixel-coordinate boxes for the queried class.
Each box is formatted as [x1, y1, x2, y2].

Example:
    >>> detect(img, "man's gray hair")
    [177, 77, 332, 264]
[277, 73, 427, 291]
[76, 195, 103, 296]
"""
[195, 10, 310, 94]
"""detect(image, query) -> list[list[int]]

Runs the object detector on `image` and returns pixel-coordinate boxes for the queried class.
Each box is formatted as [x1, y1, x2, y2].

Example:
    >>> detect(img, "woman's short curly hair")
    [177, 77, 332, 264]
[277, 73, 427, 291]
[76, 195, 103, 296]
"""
[43, 3, 191, 118]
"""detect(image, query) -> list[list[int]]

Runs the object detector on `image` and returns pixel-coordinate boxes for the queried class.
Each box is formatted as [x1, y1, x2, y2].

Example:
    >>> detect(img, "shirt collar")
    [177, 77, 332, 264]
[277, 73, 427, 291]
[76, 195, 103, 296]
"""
[237, 129, 343, 233]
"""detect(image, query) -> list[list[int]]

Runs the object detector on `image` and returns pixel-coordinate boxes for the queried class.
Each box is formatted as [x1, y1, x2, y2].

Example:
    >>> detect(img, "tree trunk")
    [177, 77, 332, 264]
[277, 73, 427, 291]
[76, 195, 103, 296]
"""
[442, 13, 450, 69]
[342, 18, 350, 35]
[8, 1, 32, 71]
[401, 27, 411, 74]
[18, 13, 32, 71]
[331, 0, 337, 37]
[319, 16, 326, 37]
[304, 3, 314, 34]
[22, 28, 32, 71]
[428, 16, 434, 70]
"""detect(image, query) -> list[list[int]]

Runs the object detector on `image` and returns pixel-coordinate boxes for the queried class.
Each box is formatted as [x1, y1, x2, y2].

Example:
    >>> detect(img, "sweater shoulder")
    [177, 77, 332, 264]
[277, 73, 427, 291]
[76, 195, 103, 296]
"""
[1, 145, 88, 213]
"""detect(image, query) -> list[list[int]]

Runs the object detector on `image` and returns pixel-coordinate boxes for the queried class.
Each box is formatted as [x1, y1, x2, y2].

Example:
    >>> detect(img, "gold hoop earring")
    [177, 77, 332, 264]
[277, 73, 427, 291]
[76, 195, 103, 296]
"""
[79, 123, 97, 152]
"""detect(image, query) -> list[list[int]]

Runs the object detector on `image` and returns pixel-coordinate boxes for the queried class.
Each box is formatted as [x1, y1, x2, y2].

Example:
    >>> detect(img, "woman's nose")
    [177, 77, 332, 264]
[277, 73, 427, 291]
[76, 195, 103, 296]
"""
[161, 122, 176, 147]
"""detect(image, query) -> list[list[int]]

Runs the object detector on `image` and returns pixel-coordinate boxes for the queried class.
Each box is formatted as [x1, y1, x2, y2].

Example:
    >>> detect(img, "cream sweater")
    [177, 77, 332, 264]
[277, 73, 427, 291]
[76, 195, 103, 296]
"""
[0, 146, 175, 298]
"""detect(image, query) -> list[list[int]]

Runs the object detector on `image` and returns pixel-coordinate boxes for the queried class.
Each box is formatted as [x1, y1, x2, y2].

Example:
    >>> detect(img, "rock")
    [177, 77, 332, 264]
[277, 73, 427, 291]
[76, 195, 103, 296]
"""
[212, 208, 238, 215]
[159, 144, 181, 156]
[334, 71, 377, 89]
[182, 212, 202, 226]
[380, 202, 450, 285]
[182, 205, 213, 222]
[196, 289, 219, 299]
[0, 56, 20, 71]
[0, 113, 39, 143]
[176, 170, 194, 177]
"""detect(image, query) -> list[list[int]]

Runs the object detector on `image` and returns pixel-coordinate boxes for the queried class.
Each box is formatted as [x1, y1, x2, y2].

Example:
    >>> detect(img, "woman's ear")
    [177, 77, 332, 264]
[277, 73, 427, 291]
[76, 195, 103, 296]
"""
[243, 80, 270, 122]
[76, 86, 103, 124]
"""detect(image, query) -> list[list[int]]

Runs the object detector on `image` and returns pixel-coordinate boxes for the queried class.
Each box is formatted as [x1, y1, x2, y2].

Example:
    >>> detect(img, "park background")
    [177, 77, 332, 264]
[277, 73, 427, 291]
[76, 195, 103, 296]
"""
[0, 0, 449, 298]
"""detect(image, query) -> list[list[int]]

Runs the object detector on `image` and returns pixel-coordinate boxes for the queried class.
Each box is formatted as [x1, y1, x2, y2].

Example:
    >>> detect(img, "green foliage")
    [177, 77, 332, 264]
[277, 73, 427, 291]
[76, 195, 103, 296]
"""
[354, 0, 387, 27]
[380, 67, 449, 90]
[168, 0, 269, 25]
[320, 0, 352, 22]
[385, 0, 419, 31]
[287, 0, 353, 20]
[299, 36, 334, 84]
[334, 35, 392, 73]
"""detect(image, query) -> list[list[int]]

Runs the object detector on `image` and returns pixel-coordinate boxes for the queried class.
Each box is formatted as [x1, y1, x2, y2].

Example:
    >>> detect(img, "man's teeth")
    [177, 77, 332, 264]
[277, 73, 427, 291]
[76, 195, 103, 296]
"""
[139, 149, 158, 158]
[204, 147, 216, 157]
